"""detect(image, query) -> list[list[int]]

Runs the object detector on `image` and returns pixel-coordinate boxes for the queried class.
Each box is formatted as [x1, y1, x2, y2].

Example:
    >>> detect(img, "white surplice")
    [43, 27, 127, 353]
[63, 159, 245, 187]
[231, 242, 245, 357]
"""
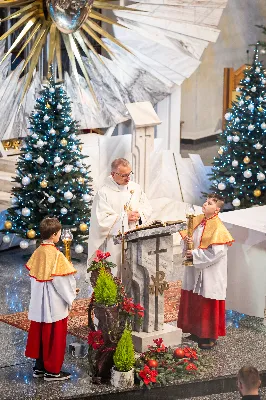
[182, 224, 228, 300]
[28, 275, 76, 323]
[87, 176, 152, 276]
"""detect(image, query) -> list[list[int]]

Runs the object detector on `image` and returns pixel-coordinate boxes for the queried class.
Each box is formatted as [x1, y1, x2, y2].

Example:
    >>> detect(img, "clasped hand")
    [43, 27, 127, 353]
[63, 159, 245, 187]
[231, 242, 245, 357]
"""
[127, 210, 140, 222]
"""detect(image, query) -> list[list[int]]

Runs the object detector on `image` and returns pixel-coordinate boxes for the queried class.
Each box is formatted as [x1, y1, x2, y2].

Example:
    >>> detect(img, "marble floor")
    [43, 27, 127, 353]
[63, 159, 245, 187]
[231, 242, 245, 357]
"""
[0, 246, 266, 400]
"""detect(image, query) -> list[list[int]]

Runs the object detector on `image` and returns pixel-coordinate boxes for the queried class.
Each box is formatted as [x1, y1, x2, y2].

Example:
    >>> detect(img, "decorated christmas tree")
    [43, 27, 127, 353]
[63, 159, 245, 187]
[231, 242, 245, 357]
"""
[2, 69, 92, 252]
[208, 46, 266, 209]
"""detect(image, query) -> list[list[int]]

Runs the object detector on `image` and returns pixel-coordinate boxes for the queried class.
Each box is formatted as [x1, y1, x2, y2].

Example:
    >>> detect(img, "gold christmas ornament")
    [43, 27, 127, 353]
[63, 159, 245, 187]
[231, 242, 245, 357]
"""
[243, 156, 250, 164]
[46, 102, 51, 109]
[246, 96, 251, 100]
[27, 229, 36, 239]
[4, 220, 12, 230]
[78, 144, 83, 151]
[79, 223, 88, 232]
[60, 138, 68, 146]
[258, 106, 264, 112]
[218, 147, 223, 155]
[77, 177, 85, 184]
[40, 180, 48, 188]
[254, 189, 261, 197]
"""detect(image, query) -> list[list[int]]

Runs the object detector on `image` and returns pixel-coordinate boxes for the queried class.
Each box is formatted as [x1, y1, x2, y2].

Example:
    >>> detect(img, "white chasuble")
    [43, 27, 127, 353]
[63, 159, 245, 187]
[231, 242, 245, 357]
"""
[87, 176, 152, 277]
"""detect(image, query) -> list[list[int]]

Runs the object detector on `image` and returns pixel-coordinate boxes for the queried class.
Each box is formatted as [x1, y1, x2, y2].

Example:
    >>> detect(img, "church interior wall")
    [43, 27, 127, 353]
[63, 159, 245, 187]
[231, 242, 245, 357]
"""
[181, 0, 266, 141]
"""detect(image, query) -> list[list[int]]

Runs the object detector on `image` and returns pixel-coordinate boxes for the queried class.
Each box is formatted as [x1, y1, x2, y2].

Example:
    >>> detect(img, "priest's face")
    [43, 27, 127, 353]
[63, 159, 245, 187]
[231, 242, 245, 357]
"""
[202, 198, 220, 217]
[111, 164, 132, 185]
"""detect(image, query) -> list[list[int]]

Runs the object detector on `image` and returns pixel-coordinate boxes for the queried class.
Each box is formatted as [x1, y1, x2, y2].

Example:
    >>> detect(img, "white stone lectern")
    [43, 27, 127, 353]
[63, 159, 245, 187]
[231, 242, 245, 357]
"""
[124, 223, 185, 352]
[125, 102, 161, 194]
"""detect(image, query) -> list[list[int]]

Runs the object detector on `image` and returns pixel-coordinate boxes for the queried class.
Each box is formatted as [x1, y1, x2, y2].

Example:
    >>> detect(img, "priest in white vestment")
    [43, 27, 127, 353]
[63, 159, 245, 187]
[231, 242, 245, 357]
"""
[87, 158, 152, 277]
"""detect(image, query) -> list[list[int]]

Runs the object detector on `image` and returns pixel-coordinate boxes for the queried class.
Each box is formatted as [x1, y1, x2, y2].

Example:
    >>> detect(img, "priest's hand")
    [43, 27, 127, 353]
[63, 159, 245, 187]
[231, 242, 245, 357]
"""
[186, 250, 193, 259]
[128, 211, 140, 222]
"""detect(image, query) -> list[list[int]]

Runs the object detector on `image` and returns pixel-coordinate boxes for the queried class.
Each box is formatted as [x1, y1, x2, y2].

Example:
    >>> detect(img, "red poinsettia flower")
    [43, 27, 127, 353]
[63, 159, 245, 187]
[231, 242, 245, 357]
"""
[138, 311, 144, 318]
[93, 250, 111, 262]
[139, 365, 158, 385]
[122, 297, 135, 314]
[102, 251, 111, 259]
[153, 338, 163, 347]
[88, 330, 104, 350]
[183, 347, 198, 360]
[185, 362, 198, 371]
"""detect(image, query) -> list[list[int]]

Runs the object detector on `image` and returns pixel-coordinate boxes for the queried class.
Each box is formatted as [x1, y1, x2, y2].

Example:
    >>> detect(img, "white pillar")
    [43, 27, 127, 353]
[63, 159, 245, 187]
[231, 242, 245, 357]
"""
[156, 86, 181, 154]
[125, 102, 161, 193]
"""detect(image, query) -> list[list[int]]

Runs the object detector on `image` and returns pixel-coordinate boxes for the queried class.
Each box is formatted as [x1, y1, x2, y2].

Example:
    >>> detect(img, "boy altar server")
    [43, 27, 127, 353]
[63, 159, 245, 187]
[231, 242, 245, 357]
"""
[25, 217, 77, 381]
[177, 193, 234, 349]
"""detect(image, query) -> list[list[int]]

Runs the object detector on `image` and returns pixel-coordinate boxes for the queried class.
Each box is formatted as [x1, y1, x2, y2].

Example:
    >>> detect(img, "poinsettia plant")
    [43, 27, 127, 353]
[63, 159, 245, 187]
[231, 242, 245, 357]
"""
[87, 249, 116, 272]
[135, 339, 205, 389]
[88, 330, 104, 350]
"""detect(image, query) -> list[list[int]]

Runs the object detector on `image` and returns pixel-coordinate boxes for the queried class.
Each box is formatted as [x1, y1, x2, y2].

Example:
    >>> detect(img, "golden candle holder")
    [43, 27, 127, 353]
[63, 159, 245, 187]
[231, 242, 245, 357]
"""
[61, 228, 73, 262]
[182, 205, 195, 267]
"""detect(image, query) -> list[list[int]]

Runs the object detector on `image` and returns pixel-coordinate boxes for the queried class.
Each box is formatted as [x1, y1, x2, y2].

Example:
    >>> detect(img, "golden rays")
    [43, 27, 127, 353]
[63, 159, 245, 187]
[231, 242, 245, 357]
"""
[0, 0, 134, 103]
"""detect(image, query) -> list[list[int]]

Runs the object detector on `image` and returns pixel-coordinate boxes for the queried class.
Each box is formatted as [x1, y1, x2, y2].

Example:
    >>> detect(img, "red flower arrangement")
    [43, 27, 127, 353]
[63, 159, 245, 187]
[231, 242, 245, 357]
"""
[136, 339, 202, 388]
[88, 330, 104, 350]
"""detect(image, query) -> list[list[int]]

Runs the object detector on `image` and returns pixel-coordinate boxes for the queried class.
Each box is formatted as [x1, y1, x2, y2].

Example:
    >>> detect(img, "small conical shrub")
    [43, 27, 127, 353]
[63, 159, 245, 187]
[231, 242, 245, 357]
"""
[94, 268, 117, 306]
[113, 328, 135, 372]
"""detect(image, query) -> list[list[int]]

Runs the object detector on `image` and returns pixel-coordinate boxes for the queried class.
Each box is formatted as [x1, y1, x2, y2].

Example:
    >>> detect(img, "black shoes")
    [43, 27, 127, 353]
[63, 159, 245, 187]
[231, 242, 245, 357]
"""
[33, 368, 45, 378]
[44, 371, 72, 381]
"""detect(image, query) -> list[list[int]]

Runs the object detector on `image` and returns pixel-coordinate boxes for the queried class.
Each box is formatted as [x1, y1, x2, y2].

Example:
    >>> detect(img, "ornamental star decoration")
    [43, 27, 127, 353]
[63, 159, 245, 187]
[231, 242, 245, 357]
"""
[0, 0, 135, 103]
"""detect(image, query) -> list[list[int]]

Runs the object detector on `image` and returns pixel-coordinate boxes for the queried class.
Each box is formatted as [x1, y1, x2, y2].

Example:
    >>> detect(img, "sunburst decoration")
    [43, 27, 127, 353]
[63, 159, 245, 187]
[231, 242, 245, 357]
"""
[0, 0, 135, 103]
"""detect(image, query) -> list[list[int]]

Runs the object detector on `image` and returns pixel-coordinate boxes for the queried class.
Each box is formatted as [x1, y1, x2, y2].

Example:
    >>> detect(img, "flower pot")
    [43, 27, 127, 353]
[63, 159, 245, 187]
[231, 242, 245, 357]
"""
[111, 367, 134, 388]
[94, 303, 119, 343]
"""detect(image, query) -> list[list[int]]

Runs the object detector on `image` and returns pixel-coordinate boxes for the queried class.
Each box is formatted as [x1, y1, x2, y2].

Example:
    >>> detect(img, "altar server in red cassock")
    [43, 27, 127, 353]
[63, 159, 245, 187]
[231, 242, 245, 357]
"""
[25, 217, 77, 381]
[177, 194, 234, 349]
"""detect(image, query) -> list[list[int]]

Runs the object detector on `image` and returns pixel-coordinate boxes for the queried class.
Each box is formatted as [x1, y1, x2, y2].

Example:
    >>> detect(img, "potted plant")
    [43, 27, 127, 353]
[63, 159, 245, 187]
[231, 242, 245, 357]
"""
[111, 327, 135, 388]
[93, 268, 118, 343]
[87, 249, 116, 287]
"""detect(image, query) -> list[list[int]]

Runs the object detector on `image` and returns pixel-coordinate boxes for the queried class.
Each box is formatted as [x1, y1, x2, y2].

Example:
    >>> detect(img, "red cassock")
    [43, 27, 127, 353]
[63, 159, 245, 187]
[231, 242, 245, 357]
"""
[25, 317, 68, 374]
[177, 289, 225, 339]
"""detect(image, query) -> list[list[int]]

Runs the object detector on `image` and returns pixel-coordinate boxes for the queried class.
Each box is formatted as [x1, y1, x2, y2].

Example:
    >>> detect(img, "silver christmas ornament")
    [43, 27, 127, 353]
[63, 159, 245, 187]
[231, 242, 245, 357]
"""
[232, 198, 241, 207]
[64, 190, 73, 200]
[36, 156, 44, 164]
[22, 176, 31, 185]
[22, 207, 31, 217]
[20, 240, 29, 249]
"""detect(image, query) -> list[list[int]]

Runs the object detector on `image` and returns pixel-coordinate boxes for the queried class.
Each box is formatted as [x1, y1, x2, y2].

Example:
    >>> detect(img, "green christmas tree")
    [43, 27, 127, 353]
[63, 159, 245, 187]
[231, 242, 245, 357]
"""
[2, 69, 92, 251]
[209, 46, 266, 209]
[113, 328, 135, 372]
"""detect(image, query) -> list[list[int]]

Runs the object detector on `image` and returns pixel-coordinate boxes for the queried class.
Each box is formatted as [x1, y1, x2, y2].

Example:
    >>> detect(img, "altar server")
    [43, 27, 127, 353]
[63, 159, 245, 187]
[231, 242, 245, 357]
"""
[177, 193, 234, 349]
[87, 158, 152, 276]
[25, 217, 77, 381]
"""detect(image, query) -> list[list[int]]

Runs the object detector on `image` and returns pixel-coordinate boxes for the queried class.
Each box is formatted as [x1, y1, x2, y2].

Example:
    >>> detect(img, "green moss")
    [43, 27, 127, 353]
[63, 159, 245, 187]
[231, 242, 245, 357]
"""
[113, 328, 135, 372]
[94, 268, 117, 306]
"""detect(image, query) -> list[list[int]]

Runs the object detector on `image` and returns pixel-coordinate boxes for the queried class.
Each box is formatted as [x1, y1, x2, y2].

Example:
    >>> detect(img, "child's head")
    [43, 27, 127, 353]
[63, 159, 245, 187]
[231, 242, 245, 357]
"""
[40, 217, 62, 243]
[237, 366, 261, 396]
[202, 193, 225, 217]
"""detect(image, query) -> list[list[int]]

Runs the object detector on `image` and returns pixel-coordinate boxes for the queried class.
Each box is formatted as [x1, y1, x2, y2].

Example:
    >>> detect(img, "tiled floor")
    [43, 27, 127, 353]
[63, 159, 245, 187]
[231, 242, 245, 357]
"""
[0, 246, 266, 399]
